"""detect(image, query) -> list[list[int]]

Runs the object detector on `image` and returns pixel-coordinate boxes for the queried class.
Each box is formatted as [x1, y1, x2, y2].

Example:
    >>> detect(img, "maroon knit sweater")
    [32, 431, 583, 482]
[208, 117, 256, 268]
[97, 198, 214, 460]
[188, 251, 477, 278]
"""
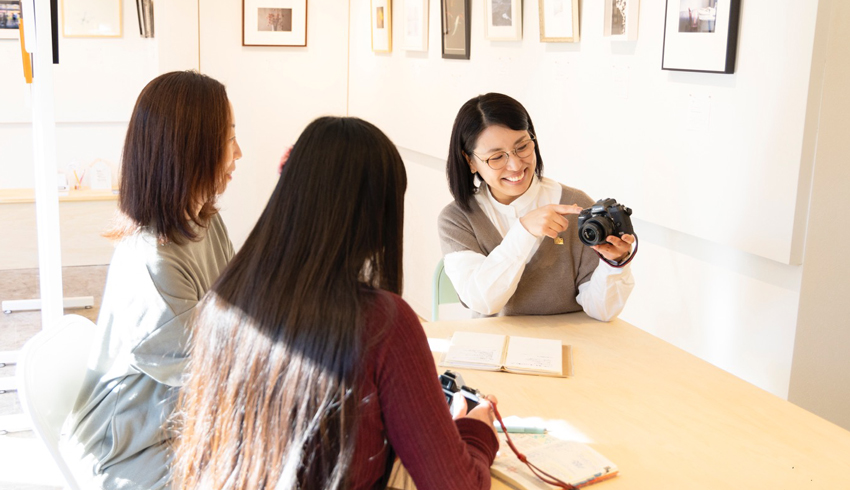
[347, 291, 498, 489]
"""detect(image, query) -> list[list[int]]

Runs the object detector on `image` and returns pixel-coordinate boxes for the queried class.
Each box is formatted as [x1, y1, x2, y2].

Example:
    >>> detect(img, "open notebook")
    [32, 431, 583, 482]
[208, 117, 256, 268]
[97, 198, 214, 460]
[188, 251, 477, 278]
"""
[440, 332, 571, 377]
[492, 433, 619, 489]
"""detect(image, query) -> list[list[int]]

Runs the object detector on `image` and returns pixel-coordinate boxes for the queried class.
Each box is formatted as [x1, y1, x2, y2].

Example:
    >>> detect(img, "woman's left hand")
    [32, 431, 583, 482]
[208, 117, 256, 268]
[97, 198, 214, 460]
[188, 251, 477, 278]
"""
[592, 233, 635, 263]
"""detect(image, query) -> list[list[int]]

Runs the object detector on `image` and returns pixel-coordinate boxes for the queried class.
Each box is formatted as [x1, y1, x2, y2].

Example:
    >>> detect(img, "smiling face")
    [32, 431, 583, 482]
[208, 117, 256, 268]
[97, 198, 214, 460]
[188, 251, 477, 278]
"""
[218, 104, 243, 194]
[466, 124, 536, 205]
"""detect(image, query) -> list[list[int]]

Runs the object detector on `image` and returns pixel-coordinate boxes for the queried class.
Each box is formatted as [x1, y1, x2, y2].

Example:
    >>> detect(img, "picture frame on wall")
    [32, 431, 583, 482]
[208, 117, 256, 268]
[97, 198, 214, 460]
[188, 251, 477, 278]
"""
[0, 0, 21, 40]
[371, 0, 392, 52]
[661, 0, 741, 74]
[441, 0, 470, 59]
[538, 0, 580, 43]
[242, 0, 307, 47]
[484, 0, 522, 41]
[62, 0, 122, 38]
[603, 0, 639, 41]
[402, 0, 428, 51]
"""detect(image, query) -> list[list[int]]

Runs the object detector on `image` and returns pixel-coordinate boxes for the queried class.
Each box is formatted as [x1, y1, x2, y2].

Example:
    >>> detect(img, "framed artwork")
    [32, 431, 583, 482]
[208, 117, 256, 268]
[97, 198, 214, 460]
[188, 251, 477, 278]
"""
[402, 0, 427, 51]
[662, 0, 741, 74]
[371, 0, 392, 52]
[0, 0, 21, 40]
[135, 0, 154, 38]
[243, 0, 307, 47]
[603, 0, 639, 41]
[484, 0, 521, 41]
[441, 0, 470, 59]
[62, 0, 122, 38]
[538, 0, 579, 43]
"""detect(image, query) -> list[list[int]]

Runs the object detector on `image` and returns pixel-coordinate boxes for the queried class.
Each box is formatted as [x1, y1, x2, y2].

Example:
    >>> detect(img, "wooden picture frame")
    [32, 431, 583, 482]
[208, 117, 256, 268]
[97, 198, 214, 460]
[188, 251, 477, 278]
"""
[371, 0, 392, 52]
[538, 0, 579, 43]
[441, 0, 470, 59]
[402, 0, 428, 51]
[62, 0, 122, 38]
[242, 0, 307, 47]
[662, 0, 740, 73]
[0, 0, 22, 40]
[603, 0, 639, 41]
[485, 0, 522, 41]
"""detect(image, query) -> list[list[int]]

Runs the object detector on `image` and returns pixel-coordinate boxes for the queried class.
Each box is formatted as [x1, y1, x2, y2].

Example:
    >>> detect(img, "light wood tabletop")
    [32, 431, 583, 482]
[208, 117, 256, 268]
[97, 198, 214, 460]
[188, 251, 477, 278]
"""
[422, 313, 850, 489]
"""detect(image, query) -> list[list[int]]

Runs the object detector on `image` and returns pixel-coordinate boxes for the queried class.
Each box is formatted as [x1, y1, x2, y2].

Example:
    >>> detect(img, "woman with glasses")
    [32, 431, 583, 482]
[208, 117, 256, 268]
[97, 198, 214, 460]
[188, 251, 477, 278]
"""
[439, 93, 634, 320]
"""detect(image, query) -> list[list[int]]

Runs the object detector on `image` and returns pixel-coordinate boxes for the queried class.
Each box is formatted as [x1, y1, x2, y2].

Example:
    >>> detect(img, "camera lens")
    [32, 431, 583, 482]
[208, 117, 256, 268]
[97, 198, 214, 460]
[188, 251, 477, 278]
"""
[579, 218, 614, 246]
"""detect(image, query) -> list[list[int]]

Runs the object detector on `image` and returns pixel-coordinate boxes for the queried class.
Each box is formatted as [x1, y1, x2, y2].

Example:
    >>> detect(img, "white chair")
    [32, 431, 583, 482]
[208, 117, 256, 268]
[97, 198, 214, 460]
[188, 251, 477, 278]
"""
[16, 314, 97, 490]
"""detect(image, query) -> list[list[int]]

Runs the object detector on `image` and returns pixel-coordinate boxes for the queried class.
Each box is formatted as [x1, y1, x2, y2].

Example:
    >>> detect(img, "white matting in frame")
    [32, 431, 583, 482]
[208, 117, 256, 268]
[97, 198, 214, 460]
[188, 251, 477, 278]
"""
[603, 0, 639, 41]
[402, 0, 428, 51]
[485, 0, 521, 41]
[371, 0, 392, 52]
[62, 0, 122, 38]
[243, 0, 307, 47]
[539, 0, 579, 43]
[662, 0, 740, 73]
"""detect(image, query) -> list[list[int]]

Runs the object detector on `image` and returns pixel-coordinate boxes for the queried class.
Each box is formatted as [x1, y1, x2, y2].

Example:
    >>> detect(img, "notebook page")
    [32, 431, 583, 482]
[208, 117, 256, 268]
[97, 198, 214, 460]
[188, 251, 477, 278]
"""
[443, 331, 506, 368]
[503, 336, 562, 375]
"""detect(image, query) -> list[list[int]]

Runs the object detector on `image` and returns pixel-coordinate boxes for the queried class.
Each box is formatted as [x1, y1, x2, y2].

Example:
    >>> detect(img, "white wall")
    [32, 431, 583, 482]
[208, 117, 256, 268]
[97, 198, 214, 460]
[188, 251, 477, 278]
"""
[0, 0, 158, 190]
[346, 0, 824, 401]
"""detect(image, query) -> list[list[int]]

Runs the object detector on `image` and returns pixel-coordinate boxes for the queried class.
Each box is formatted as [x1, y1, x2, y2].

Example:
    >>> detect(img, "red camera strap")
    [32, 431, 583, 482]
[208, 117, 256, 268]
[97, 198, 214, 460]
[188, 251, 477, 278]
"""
[491, 401, 578, 490]
[594, 234, 638, 269]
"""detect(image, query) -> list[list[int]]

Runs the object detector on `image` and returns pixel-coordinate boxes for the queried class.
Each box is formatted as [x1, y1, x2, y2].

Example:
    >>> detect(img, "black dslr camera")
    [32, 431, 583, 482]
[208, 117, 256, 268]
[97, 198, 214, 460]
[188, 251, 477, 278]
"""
[577, 198, 635, 247]
[439, 370, 481, 411]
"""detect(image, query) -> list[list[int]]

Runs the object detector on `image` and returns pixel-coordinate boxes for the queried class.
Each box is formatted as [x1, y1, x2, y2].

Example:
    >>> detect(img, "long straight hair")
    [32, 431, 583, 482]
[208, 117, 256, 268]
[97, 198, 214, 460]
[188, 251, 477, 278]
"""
[172, 117, 407, 490]
[107, 70, 231, 244]
[446, 93, 544, 211]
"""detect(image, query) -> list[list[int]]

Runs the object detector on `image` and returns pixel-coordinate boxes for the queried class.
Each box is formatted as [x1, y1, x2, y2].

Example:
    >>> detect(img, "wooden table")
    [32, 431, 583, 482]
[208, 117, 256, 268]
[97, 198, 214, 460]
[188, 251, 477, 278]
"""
[422, 313, 850, 489]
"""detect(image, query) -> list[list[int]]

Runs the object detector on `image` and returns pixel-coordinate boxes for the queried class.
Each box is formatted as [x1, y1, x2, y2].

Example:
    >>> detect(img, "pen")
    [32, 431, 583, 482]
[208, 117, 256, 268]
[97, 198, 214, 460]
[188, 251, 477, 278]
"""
[495, 424, 546, 434]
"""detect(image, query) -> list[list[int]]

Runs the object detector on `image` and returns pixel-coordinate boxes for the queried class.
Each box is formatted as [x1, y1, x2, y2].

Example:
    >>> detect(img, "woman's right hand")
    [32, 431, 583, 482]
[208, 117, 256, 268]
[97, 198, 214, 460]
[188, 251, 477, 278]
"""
[461, 395, 499, 437]
[520, 204, 583, 239]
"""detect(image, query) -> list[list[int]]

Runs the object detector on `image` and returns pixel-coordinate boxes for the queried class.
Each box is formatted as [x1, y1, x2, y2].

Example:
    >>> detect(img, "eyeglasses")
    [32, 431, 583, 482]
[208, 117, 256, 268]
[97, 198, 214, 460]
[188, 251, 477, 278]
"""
[471, 136, 536, 170]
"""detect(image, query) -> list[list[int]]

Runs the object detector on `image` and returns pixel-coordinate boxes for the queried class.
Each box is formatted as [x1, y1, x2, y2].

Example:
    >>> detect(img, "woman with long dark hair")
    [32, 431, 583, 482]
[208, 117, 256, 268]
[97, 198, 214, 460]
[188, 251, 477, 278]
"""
[172, 116, 498, 490]
[439, 93, 635, 319]
[63, 70, 242, 489]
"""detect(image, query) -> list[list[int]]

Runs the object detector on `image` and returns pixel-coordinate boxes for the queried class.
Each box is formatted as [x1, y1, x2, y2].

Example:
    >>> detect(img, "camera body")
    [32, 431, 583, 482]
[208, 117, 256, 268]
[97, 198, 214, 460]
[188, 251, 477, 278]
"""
[439, 370, 480, 411]
[577, 198, 635, 247]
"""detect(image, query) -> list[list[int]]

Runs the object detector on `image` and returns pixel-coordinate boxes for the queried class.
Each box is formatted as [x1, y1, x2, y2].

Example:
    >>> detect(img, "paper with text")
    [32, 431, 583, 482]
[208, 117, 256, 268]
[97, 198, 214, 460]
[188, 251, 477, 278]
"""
[504, 336, 562, 375]
[443, 331, 506, 369]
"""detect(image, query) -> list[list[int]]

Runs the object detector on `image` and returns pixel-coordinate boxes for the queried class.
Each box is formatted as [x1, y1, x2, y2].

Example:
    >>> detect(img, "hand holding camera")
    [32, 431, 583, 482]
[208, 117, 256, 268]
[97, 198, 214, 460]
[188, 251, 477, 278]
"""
[440, 371, 498, 435]
[577, 198, 636, 264]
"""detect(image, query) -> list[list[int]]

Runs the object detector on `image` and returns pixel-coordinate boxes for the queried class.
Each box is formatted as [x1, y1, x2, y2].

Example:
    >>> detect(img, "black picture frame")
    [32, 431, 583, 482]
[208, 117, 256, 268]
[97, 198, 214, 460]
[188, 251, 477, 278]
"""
[441, 0, 470, 60]
[661, 0, 741, 74]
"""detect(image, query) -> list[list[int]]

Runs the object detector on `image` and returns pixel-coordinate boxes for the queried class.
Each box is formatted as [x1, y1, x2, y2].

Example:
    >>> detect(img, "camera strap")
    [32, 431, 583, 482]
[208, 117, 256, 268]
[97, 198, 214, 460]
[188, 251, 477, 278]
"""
[491, 401, 578, 490]
[595, 234, 639, 269]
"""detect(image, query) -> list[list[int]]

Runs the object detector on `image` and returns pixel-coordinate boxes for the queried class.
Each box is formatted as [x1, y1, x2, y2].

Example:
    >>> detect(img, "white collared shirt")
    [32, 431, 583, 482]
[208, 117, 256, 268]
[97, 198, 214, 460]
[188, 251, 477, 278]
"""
[443, 176, 634, 321]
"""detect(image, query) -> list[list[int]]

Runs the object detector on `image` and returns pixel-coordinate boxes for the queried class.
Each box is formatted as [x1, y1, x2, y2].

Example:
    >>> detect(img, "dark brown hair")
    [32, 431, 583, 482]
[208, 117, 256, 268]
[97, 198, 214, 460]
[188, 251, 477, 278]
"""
[446, 93, 544, 211]
[107, 70, 231, 244]
[172, 117, 407, 490]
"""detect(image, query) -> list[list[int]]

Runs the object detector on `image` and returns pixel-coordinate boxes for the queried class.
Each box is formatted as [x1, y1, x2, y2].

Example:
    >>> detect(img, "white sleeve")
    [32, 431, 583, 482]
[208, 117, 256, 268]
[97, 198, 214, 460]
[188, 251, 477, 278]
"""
[576, 261, 635, 322]
[443, 221, 539, 316]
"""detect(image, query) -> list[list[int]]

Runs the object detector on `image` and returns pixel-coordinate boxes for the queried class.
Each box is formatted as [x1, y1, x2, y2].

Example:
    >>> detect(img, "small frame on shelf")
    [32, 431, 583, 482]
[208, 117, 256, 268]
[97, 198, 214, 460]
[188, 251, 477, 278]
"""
[441, 0, 470, 59]
[0, 0, 21, 40]
[371, 0, 392, 52]
[604, 0, 639, 41]
[402, 0, 428, 51]
[62, 0, 122, 38]
[484, 0, 522, 41]
[662, 0, 741, 74]
[242, 0, 307, 47]
[539, 0, 580, 43]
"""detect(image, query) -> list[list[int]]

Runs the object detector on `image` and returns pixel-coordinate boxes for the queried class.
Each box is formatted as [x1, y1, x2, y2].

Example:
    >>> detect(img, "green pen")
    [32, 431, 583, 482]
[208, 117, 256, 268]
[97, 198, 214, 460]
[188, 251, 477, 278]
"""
[494, 423, 546, 434]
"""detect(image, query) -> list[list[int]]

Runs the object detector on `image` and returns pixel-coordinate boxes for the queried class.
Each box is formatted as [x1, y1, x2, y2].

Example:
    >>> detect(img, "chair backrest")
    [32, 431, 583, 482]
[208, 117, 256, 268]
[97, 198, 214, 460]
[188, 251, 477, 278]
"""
[17, 314, 97, 490]
[432, 258, 460, 321]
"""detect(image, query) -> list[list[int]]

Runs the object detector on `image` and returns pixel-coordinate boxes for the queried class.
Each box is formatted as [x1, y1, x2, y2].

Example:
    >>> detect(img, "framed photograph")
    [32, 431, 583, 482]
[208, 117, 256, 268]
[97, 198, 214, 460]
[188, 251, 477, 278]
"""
[402, 0, 427, 51]
[0, 0, 21, 40]
[441, 0, 470, 59]
[538, 0, 579, 43]
[62, 0, 122, 38]
[135, 0, 154, 38]
[243, 0, 307, 47]
[371, 0, 392, 52]
[484, 0, 521, 41]
[662, 0, 741, 73]
[603, 0, 639, 41]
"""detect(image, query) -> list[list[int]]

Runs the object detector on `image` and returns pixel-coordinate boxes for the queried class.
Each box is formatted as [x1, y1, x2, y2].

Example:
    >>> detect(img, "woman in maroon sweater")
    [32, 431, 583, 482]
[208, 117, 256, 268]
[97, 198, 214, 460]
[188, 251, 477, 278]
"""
[172, 116, 499, 490]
